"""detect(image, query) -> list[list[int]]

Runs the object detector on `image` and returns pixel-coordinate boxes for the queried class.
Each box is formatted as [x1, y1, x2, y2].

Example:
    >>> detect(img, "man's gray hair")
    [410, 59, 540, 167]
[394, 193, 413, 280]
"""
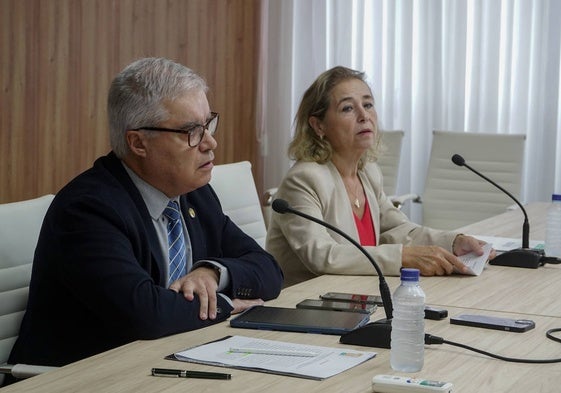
[107, 57, 208, 158]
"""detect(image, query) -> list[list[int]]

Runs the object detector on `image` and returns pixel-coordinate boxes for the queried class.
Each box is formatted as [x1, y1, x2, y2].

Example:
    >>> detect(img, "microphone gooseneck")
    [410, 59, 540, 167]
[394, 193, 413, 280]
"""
[451, 154, 543, 268]
[272, 198, 394, 348]
[451, 154, 529, 248]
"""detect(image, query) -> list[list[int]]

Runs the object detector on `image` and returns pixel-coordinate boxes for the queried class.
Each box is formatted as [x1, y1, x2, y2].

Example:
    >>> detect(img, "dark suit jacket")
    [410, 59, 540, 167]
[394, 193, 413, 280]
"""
[8, 152, 283, 368]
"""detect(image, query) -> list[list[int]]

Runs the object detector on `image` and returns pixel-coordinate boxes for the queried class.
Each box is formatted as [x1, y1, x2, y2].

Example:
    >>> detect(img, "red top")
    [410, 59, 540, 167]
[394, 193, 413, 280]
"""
[353, 199, 376, 246]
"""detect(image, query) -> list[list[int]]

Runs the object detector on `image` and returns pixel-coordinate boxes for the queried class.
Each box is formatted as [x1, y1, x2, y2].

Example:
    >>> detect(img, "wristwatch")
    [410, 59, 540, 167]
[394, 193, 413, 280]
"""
[198, 262, 222, 280]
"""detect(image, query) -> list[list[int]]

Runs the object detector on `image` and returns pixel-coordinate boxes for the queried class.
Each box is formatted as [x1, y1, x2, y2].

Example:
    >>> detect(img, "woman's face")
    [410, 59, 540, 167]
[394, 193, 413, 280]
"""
[311, 78, 378, 159]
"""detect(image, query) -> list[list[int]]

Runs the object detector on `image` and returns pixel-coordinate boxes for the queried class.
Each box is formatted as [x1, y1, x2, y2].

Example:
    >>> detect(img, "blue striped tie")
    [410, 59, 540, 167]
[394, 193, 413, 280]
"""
[164, 201, 186, 286]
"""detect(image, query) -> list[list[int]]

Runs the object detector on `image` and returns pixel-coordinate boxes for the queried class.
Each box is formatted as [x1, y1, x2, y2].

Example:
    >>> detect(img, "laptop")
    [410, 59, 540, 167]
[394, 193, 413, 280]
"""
[229, 305, 371, 335]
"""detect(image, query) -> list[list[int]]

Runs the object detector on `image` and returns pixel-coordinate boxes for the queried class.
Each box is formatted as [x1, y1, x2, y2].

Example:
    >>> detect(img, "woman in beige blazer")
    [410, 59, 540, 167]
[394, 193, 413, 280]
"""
[266, 66, 492, 287]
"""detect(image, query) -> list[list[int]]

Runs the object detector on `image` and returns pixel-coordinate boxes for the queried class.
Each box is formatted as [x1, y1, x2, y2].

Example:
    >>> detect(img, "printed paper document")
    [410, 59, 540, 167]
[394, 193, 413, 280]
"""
[472, 236, 544, 253]
[167, 335, 376, 380]
[457, 242, 493, 276]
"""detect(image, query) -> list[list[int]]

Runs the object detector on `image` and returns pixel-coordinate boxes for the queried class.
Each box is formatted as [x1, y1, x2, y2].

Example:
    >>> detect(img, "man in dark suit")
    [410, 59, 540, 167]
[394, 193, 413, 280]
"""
[7, 58, 283, 373]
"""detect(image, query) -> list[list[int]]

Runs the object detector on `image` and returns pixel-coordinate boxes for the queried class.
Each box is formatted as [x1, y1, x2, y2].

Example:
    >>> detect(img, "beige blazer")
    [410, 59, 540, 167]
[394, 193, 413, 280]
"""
[266, 160, 459, 287]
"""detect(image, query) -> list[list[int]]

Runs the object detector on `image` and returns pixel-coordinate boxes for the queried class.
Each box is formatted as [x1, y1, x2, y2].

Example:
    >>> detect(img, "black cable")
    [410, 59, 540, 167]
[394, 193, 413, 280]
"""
[425, 331, 561, 364]
[540, 256, 561, 265]
[546, 328, 561, 344]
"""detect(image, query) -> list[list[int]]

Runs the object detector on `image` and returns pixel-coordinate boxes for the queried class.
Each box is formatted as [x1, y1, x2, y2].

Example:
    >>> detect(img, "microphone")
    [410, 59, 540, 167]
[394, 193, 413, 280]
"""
[272, 198, 394, 348]
[451, 154, 544, 268]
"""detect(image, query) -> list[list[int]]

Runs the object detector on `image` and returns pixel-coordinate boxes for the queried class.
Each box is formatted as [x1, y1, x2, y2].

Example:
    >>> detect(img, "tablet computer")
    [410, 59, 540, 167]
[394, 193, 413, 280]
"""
[229, 305, 371, 335]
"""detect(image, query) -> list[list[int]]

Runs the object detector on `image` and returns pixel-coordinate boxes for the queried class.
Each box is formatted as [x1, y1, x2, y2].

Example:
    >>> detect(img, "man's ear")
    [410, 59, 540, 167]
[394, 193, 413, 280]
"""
[126, 130, 148, 157]
[308, 116, 325, 139]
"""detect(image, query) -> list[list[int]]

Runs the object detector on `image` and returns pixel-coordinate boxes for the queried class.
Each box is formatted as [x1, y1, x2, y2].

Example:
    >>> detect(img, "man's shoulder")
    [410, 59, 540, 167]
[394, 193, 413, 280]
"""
[60, 157, 123, 195]
[53, 153, 142, 216]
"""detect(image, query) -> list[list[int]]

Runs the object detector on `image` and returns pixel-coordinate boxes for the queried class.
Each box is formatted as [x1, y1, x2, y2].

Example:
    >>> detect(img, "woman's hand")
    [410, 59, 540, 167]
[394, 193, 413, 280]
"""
[402, 235, 495, 276]
[402, 245, 470, 275]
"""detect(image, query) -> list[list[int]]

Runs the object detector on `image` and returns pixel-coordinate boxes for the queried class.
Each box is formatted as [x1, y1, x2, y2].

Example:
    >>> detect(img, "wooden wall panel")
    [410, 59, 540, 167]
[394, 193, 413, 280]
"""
[0, 0, 263, 203]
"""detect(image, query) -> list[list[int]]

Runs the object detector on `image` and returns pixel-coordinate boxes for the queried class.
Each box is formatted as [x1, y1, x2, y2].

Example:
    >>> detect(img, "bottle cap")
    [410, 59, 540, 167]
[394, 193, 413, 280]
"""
[400, 268, 420, 281]
[552, 194, 561, 202]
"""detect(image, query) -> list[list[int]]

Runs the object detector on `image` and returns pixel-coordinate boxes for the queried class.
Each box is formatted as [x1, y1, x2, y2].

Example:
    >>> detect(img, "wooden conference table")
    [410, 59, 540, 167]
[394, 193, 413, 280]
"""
[2, 203, 560, 393]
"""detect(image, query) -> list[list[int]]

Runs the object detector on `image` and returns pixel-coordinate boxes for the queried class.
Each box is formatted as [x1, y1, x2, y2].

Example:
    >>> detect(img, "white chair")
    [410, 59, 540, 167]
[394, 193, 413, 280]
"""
[377, 130, 405, 197]
[0, 194, 58, 383]
[262, 187, 278, 229]
[210, 161, 268, 248]
[377, 130, 420, 209]
[418, 130, 526, 230]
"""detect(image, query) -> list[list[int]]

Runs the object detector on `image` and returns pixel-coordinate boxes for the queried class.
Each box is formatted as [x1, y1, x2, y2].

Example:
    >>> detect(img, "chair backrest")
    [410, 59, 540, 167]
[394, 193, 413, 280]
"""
[0, 194, 55, 367]
[422, 130, 526, 230]
[377, 130, 405, 196]
[262, 187, 278, 229]
[209, 161, 267, 248]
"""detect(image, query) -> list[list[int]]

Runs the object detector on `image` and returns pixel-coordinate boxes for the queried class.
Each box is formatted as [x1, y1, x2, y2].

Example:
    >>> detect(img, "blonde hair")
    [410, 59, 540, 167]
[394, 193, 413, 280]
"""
[288, 66, 380, 169]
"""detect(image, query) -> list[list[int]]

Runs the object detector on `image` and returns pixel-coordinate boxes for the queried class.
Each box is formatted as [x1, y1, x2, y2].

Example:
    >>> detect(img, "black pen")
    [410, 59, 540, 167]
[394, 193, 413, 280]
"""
[151, 368, 231, 380]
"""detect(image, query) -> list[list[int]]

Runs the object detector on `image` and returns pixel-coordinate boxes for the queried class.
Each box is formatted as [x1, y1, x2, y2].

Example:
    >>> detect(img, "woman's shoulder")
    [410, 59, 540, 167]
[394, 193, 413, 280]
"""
[280, 161, 337, 192]
[288, 160, 330, 174]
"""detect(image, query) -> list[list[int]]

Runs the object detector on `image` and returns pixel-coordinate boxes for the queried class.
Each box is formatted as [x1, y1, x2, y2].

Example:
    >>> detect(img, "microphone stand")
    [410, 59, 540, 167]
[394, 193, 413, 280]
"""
[451, 154, 544, 268]
[272, 199, 395, 348]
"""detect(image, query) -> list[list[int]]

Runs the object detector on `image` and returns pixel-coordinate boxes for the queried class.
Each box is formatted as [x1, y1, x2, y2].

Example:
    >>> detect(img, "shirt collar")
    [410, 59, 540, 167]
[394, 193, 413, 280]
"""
[121, 162, 178, 220]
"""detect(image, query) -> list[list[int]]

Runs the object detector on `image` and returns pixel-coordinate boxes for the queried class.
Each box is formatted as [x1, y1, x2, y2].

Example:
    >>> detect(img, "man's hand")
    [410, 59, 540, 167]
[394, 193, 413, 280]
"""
[169, 267, 219, 320]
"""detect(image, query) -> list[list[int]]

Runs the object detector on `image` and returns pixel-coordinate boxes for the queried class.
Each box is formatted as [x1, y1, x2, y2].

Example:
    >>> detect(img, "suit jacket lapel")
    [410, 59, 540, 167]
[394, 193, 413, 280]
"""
[101, 152, 168, 286]
[180, 194, 208, 262]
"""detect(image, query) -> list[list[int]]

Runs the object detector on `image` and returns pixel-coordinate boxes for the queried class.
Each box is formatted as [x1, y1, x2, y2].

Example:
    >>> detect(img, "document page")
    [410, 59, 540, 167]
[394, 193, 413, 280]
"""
[456, 242, 493, 276]
[169, 335, 376, 380]
[472, 235, 544, 253]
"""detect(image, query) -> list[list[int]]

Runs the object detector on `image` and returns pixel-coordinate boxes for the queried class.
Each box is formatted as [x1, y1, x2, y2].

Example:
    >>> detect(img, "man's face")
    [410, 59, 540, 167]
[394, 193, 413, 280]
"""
[131, 89, 218, 197]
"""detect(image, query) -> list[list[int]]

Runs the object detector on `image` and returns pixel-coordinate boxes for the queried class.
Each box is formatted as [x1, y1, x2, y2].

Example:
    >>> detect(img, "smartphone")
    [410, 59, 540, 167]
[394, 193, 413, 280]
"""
[320, 292, 383, 305]
[296, 299, 377, 314]
[450, 314, 535, 332]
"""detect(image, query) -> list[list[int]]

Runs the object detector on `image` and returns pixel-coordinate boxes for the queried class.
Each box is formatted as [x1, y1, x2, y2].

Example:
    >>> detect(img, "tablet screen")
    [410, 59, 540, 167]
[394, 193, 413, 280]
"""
[230, 305, 371, 335]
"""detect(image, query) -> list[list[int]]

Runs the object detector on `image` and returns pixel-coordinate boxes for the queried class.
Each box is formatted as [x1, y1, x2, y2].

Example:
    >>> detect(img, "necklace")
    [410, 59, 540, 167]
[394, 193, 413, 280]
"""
[346, 179, 362, 209]
[352, 185, 361, 209]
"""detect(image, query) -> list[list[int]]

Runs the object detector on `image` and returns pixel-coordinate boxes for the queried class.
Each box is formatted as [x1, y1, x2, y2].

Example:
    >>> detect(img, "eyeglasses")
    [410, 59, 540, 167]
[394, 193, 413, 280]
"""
[132, 112, 219, 147]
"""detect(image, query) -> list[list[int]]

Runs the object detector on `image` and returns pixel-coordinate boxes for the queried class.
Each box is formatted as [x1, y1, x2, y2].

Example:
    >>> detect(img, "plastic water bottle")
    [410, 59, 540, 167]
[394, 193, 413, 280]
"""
[545, 194, 561, 258]
[390, 268, 425, 372]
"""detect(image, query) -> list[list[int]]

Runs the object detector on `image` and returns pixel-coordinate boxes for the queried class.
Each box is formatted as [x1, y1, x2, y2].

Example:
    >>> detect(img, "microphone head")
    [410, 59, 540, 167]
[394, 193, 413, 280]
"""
[451, 154, 465, 166]
[271, 199, 291, 214]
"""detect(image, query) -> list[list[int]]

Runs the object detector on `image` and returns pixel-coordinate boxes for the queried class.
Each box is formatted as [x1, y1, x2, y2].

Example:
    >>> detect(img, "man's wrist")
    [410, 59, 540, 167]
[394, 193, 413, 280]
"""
[195, 262, 221, 278]
[192, 260, 228, 291]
